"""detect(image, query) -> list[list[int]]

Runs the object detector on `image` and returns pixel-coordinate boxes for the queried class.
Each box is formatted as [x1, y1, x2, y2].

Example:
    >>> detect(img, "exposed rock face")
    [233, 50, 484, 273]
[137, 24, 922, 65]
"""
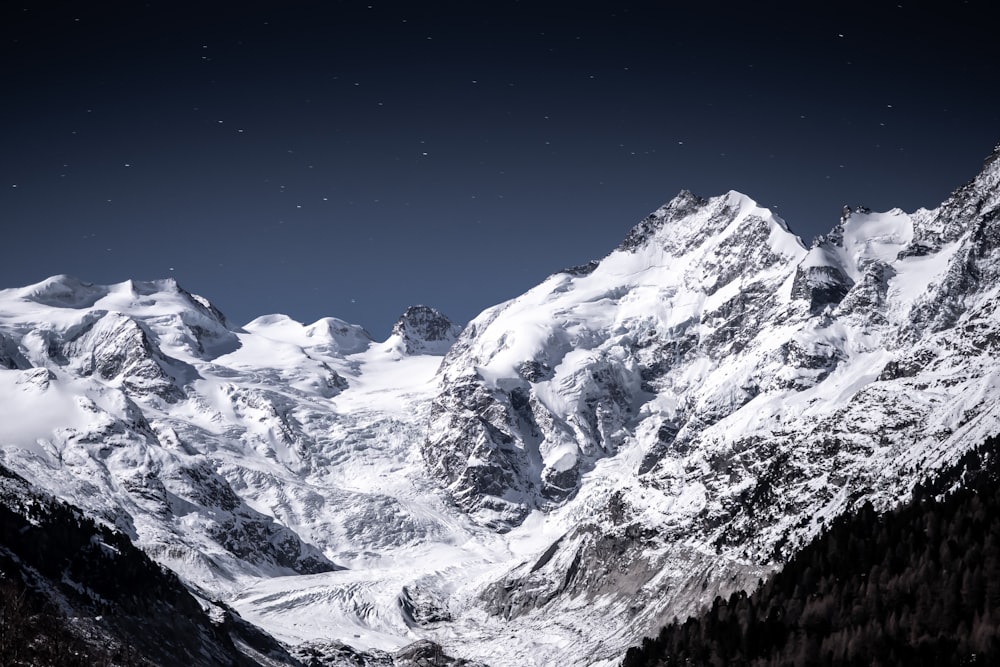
[63, 311, 188, 403]
[290, 638, 485, 667]
[0, 332, 29, 369]
[391, 305, 462, 355]
[790, 245, 854, 314]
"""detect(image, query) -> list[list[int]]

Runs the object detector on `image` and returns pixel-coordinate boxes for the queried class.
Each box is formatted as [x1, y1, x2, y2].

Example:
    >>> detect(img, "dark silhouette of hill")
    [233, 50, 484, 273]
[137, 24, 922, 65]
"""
[0, 463, 300, 667]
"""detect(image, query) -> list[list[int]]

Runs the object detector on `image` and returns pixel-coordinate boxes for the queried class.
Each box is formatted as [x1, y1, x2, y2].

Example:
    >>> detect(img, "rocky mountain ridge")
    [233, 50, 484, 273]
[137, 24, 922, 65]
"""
[1, 144, 999, 666]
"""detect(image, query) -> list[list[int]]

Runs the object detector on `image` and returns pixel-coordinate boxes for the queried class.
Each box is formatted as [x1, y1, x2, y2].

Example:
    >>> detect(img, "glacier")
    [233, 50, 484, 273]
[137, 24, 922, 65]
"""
[2, 144, 1000, 665]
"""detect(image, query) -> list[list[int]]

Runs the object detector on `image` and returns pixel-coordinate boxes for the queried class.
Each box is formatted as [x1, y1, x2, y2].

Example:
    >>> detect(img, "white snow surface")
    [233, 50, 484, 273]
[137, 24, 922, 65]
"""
[3, 153, 1000, 666]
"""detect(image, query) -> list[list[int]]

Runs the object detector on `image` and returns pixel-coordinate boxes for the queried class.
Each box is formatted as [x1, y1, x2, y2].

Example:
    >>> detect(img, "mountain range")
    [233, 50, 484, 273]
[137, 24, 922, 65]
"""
[2, 143, 999, 666]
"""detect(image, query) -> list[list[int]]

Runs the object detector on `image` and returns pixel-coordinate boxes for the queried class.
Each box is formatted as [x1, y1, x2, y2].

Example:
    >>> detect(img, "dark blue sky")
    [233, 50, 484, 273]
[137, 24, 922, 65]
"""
[3, 1, 998, 336]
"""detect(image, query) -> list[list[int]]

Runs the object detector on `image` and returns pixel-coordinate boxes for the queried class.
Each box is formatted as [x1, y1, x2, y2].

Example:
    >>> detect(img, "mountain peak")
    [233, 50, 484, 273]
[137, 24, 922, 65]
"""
[390, 305, 462, 355]
[244, 314, 372, 356]
[906, 143, 1000, 249]
[17, 274, 108, 309]
[617, 190, 707, 251]
[618, 189, 803, 260]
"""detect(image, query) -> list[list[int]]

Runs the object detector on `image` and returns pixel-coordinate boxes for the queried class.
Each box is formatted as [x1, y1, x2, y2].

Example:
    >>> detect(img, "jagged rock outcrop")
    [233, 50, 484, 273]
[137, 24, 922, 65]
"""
[390, 305, 462, 355]
[790, 244, 854, 314]
[63, 311, 188, 403]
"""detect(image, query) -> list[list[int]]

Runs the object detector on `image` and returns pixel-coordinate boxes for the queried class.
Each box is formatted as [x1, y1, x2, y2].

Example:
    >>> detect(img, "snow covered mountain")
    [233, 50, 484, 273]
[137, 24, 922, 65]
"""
[2, 145, 1000, 666]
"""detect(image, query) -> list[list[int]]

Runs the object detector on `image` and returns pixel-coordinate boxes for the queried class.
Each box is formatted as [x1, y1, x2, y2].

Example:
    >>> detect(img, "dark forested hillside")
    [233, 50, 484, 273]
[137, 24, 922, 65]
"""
[0, 463, 300, 667]
[622, 435, 1000, 667]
